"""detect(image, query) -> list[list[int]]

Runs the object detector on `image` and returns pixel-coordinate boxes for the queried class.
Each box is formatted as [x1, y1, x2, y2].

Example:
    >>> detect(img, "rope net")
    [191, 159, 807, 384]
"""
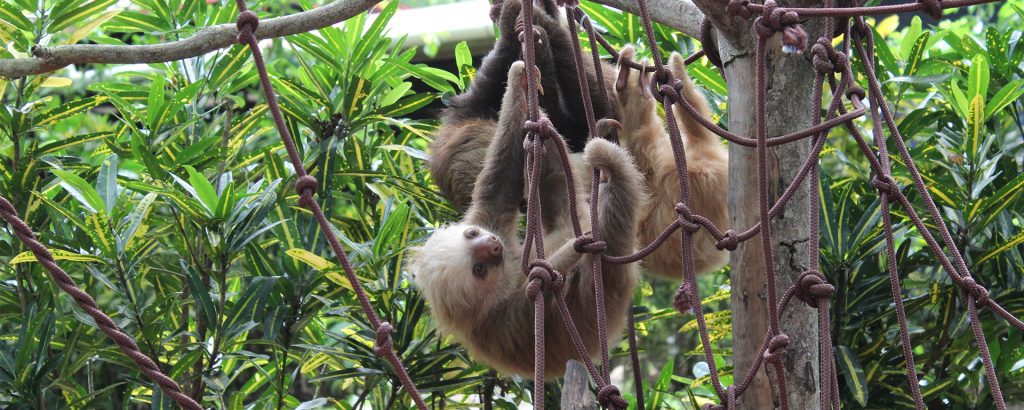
[0, 0, 1020, 408]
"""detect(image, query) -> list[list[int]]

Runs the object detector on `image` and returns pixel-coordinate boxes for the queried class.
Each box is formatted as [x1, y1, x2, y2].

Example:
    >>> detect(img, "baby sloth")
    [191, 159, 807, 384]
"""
[409, 62, 642, 378]
[612, 46, 730, 279]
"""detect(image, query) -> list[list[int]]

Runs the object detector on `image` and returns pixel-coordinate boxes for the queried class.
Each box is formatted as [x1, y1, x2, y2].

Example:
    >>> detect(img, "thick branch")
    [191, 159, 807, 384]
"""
[0, 0, 379, 78]
[588, 0, 704, 39]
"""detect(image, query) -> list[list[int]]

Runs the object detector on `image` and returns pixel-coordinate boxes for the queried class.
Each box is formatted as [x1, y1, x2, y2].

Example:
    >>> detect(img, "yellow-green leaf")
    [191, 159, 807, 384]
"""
[39, 77, 73, 88]
[976, 230, 1024, 265]
[10, 249, 104, 265]
[65, 9, 120, 45]
[286, 248, 333, 271]
[966, 94, 984, 163]
[36, 95, 109, 127]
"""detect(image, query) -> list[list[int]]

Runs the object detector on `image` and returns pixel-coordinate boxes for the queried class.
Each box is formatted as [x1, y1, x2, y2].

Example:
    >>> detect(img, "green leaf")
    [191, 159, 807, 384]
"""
[0, 1, 33, 31]
[984, 79, 1024, 120]
[209, 45, 250, 90]
[35, 131, 112, 155]
[976, 230, 1024, 265]
[836, 346, 868, 406]
[947, 79, 968, 119]
[379, 93, 434, 118]
[131, 131, 166, 180]
[96, 154, 119, 213]
[64, 9, 119, 45]
[215, 181, 235, 220]
[10, 249, 104, 264]
[185, 165, 218, 214]
[35, 95, 109, 127]
[51, 169, 104, 214]
[378, 81, 412, 108]
[965, 94, 984, 164]
[286, 248, 353, 290]
[902, 31, 929, 77]
[898, 16, 922, 61]
[184, 262, 217, 330]
[146, 74, 166, 129]
[119, 192, 157, 250]
[50, 0, 117, 32]
[223, 277, 276, 339]
[966, 54, 989, 100]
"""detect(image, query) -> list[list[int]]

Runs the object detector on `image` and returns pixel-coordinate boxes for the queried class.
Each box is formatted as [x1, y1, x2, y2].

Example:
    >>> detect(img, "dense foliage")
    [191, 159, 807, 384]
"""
[0, 0, 1021, 408]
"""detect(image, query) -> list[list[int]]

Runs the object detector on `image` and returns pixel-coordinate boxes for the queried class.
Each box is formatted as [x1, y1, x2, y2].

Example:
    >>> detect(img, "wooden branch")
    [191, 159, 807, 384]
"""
[587, 0, 704, 39]
[0, 0, 379, 78]
[560, 360, 598, 410]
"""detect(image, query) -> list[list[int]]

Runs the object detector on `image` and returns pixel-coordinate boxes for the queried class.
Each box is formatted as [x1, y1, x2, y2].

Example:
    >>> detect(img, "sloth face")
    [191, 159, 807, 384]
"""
[461, 226, 503, 278]
[409, 224, 506, 316]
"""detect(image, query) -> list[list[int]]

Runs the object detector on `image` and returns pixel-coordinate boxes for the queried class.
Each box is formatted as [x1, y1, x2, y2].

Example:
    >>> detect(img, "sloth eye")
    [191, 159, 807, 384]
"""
[472, 263, 486, 278]
[464, 228, 479, 239]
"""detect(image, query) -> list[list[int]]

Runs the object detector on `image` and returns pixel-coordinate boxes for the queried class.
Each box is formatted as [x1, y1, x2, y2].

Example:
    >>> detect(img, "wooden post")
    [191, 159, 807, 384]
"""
[687, 0, 825, 407]
[560, 360, 599, 410]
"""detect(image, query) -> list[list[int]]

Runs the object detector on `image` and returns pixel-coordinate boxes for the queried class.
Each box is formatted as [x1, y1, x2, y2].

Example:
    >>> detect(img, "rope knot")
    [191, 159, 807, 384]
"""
[673, 284, 692, 315]
[726, 0, 753, 18]
[811, 38, 838, 73]
[960, 277, 990, 307]
[675, 203, 701, 233]
[523, 117, 558, 140]
[764, 333, 790, 365]
[795, 270, 835, 307]
[373, 322, 394, 356]
[845, 84, 866, 103]
[597, 385, 628, 409]
[235, 10, 259, 42]
[716, 229, 739, 251]
[919, 0, 942, 20]
[573, 232, 608, 254]
[526, 261, 563, 300]
[870, 174, 897, 195]
[754, 0, 807, 52]
[295, 175, 319, 208]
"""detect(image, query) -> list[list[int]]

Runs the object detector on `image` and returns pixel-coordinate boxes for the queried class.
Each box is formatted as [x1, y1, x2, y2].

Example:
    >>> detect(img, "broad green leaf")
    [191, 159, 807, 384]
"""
[10, 249, 104, 264]
[107, 10, 166, 33]
[966, 54, 989, 100]
[51, 169, 104, 214]
[65, 9, 120, 44]
[132, 131, 166, 180]
[185, 165, 218, 214]
[33, 193, 88, 231]
[215, 181, 235, 220]
[96, 154, 119, 213]
[837, 346, 868, 406]
[35, 131, 112, 155]
[208, 45, 250, 90]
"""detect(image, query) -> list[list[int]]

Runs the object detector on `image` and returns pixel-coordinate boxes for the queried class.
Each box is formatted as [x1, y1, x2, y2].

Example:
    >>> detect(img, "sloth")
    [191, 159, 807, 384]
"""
[428, 0, 619, 212]
[612, 46, 730, 279]
[409, 62, 642, 378]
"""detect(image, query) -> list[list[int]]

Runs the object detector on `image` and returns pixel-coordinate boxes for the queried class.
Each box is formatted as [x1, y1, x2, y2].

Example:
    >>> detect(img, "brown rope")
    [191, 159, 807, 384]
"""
[0, 197, 202, 410]
[232, 4, 427, 408]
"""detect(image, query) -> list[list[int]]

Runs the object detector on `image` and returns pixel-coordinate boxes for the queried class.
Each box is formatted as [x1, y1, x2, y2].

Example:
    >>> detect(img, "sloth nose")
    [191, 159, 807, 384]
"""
[471, 234, 503, 264]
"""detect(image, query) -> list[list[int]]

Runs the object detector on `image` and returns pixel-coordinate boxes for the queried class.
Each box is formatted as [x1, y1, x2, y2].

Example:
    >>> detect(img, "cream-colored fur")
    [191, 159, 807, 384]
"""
[612, 47, 730, 280]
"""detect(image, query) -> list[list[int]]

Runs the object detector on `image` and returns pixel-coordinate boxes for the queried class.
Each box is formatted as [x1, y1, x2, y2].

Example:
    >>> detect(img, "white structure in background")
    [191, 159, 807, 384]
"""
[385, 0, 497, 61]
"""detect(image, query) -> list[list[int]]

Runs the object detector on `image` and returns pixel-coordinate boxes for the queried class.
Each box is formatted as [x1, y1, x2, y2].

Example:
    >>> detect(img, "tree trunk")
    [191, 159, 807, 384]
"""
[560, 360, 598, 410]
[717, 6, 824, 409]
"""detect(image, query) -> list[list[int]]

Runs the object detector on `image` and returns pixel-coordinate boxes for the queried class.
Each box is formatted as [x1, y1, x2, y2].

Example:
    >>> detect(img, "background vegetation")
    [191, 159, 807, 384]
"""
[0, 0, 1022, 408]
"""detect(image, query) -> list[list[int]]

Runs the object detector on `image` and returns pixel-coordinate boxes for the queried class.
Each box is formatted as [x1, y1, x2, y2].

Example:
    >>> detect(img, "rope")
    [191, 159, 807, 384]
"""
[232, 3, 428, 408]
[0, 197, 202, 410]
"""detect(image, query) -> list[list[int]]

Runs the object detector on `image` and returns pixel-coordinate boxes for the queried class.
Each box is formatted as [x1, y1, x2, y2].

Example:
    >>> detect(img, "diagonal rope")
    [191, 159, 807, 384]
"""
[231, 3, 428, 408]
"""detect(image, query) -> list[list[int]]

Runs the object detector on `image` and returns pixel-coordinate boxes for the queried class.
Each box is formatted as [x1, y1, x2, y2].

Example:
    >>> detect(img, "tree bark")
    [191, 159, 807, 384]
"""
[560, 360, 598, 410]
[690, 0, 823, 408]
